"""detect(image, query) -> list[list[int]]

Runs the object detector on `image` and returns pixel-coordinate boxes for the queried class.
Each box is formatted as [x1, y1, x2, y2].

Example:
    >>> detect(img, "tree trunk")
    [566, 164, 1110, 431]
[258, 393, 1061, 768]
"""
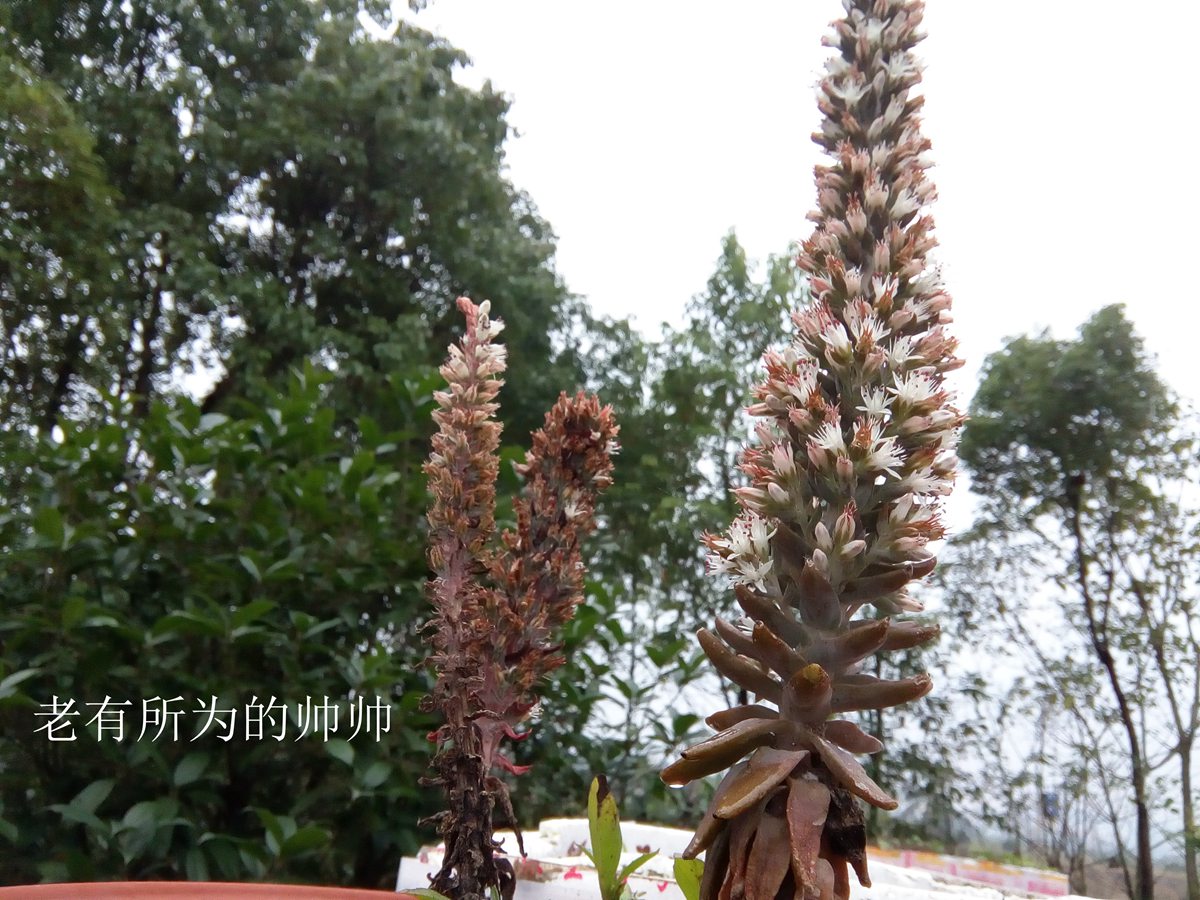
[40, 320, 86, 432]
[1066, 483, 1154, 899]
[1181, 737, 1198, 900]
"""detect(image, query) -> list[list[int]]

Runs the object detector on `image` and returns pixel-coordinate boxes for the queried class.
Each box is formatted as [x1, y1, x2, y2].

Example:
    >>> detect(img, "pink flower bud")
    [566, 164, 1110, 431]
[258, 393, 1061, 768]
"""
[841, 539, 867, 559]
[814, 521, 833, 551]
[836, 454, 854, 481]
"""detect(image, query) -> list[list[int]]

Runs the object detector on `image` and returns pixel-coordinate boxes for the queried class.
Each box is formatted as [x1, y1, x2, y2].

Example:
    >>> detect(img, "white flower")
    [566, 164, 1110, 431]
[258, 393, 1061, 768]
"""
[846, 301, 889, 349]
[822, 321, 853, 357]
[871, 275, 897, 306]
[886, 335, 920, 371]
[706, 552, 734, 576]
[885, 55, 916, 82]
[728, 522, 755, 558]
[723, 512, 776, 565]
[829, 78, 866, 105]
[864, 181, 888, 212]
[888, 493, 916, 525]
[813, 421, 847, 454]
[890, 188, 919, 220]
[858, 387, 892, 418]
[734, 558, 774, 593]
[898, 465, 950, 496]
[890, 369, 940, 407]
[864, 434, 904, 478]
[748, 514, 775, 557]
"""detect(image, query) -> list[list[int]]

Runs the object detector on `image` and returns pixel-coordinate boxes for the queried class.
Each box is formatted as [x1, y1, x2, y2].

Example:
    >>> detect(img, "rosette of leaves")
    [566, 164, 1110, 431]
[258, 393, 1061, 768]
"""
[422, 297, 619, 900]
[662, 2, 962, 898]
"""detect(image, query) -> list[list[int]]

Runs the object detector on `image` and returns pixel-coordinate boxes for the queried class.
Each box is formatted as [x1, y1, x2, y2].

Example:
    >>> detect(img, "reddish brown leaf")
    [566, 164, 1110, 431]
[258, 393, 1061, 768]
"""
[698, 628, 783, 702]
[714, 746, 809, 820]
[705, 704, 779, 731]
[785, 777, 831, 895]
[823, 720, 883, 755]
[829, 672, 932, 713]
[745, 806, 792, 900]
[663, 718, 781, 786]
[811, 734, 897, 810]
[683, 761, 748, 858]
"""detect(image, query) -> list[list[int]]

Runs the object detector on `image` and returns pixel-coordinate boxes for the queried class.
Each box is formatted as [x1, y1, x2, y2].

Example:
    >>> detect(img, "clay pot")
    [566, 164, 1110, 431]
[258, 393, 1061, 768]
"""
[0, 884, 412, 898]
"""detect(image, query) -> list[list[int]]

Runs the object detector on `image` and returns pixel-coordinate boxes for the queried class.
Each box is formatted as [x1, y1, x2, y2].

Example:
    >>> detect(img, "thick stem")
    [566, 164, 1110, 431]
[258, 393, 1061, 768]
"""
[428, 719, 510, 900]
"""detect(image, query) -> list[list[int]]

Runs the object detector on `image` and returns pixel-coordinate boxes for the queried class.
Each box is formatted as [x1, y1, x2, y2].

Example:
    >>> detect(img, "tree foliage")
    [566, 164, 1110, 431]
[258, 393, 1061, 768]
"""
[955, 304, 1199, 899]
[0, 0, 591, 887]
[2, 0, 576, 437]
[0, 369, 438, 885]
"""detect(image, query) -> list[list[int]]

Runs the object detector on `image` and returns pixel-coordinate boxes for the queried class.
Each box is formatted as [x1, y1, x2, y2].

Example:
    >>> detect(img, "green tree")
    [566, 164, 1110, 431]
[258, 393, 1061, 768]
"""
[0, 367, 439, 885]
[1, 0, 595, 886]
[958, 304, 1198, 899]
[2, 0, 577, 439]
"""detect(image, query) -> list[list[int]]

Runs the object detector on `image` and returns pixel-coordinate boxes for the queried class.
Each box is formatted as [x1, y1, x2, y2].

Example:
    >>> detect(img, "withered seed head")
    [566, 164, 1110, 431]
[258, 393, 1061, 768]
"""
[424, 297, 619, 900]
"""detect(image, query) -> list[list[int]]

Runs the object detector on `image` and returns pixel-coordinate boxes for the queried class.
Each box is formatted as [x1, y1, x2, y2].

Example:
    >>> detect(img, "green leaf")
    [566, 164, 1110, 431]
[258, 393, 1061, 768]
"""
[185, 846, 210, 880]
[72, 778, 115, 815]
[280, 824, 329, 857]
[674, 858, 704, 900]
[32, 507, 64, 547]
[237, 554, 261, 582]
[231, 599, 275, 628]
[587, 775, 623, 900]
[360, 760, 390, 789]
[174, 751, 209, 787]
[151, 611, 225, 639]
[0, 667, 42, 700]
[325, 738, 354, 767]
[48, 802, 105, 834]
[618, 850, 657, 883]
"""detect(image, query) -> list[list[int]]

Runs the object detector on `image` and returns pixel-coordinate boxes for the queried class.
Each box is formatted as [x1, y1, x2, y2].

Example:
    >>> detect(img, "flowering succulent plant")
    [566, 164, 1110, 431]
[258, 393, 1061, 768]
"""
[662, 1, 962, 898]
[422, 297, 619, 900]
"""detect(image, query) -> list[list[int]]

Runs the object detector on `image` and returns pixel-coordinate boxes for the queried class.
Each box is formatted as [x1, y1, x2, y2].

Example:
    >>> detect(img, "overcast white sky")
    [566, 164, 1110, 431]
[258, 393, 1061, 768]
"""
[384, 0, 1199, 415]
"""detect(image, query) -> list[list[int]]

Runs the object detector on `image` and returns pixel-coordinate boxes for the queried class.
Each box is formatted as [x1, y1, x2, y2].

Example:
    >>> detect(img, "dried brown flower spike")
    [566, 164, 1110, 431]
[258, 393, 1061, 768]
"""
[423, 297, 619, 900]
[662, 2, 962, 898]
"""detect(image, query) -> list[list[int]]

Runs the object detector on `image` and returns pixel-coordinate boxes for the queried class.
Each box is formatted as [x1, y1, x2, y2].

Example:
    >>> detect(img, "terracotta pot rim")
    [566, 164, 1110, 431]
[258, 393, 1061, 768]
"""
[0, 882, 411, 898]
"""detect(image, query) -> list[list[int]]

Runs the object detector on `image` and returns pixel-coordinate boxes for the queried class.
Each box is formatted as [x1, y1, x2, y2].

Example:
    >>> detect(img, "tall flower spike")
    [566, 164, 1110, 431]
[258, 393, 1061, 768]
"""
[663, 3, 961, 899]
[423, 297, 618, 900]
